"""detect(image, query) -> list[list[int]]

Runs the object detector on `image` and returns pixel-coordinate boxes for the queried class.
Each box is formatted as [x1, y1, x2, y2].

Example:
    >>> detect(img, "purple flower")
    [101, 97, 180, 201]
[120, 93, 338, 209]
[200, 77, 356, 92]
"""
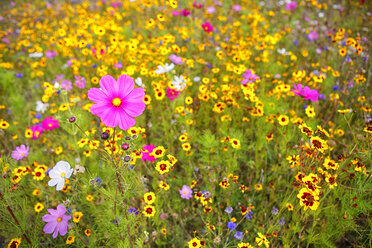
[286, 1, 297, 11]
[234, 231, 243, 240]
[292, 84, 319, 102]
[224, 206, 233, 214]
[61, 80, 72, 91]
[45, 50, 57, 59]
[227, 222, 236, 230]
[169, 54, 183, 65]
[11, 145, 29, 160]
[279, 217, 285, 226]
[179, 185, 193, 199]
[232, 5, 241, 11]
[272, 207, 279, 215]
[74, 75, 86, 89]
[307, 31, 319, 41]
[241, 69, 260, 84]
[42, 204, 71, 238]
[207, 6, 216, 14]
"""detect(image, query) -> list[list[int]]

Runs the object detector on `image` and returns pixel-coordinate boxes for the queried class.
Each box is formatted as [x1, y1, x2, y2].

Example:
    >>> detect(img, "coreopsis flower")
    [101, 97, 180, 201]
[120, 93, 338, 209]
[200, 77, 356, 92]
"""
[292, 84, 319, 102]
[179, 185, 193, 199]
[310, 136, 328, 153]
[278, 115, 289, 126]
[7, 238, 21, 248]
[143, 205, 156, 217]
[41, 117, 59, 130]
[66, 236, 75, 244]
[144, 192, 156, 204]
[48, 161, 73, 191]
[34, 202, 44, 212]
[11, 144, 29, 160]
[155, 160, 171, 174]
[88, 75, 145, 130]
[188, 237, 202, 248]
[255, 232, 270, 247]
[42, 204, 71, 238]
[72, 212, 83, 223]
[297, 188, 320, 210]
[238, 243, 253, 248]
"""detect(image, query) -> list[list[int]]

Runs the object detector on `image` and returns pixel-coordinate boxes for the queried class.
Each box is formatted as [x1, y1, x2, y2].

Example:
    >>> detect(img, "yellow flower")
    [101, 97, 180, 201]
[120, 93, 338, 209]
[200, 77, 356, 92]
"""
[337, 109, 351, 114]
[8, 238, 21, 248]
[155, 160, 171, 174]
[34, 202, 44, 213]
[255, 232, 270, 248]
[66, 236, 75, 244]
[86, 194, 94, 201]
[254, 184, 262, 191]
[55, 146, 63, 155]
[188, 237, 201, 248]
[25, 128, 33, 138]
[73, 212, 83, 223]
[182, 143, 191, 151]
[305, 105, 316, 118]
[277, 115, 289, 126]
[32, 168, 46, 181]
[159, 180, 170, 190]
[144, 192, 156, 205]
[0, 119, 10, 129]
[85, 229, 92, 237]
[238, 242, 253, 248]
[143, 205, 156, 217]
[230, 138, 241, 149]
[150, 146, 166, 158]
[297, 188, 320, 211]
[286, 203, 294, 211]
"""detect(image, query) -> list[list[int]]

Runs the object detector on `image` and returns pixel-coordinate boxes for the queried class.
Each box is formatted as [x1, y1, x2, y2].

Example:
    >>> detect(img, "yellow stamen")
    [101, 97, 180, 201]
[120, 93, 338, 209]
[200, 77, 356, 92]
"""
[57, 217, 62, 222]
[112, 98, 122, 107]
[61, 173, 66, 177]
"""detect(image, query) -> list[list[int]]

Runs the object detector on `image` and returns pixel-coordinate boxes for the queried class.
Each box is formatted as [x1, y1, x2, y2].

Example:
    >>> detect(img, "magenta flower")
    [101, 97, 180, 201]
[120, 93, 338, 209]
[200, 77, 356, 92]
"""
[42, 204, 71, 239]
[307, 31, 318, 41]
[45, 50, 57, 59]
[166, 87, 180, 101]
[74, 75, 86, 89]
[233, 5, 242, 11]
[179, 185, 193, 199]
[88, 75, 145, 130]
[141, 145, 156, 162]
[201, 22, 214, 33]
[292, 84, 319, 102]
[286, 1, 297, 11]
[61, 80, 72, 91]
[11, 145, 29, 160]
[30, 124, 43, 139]
[180, 9, 190, 17]
[241, 69, 260, 85]
[169, 54, 183, 65]
[42, 117, 59, 130]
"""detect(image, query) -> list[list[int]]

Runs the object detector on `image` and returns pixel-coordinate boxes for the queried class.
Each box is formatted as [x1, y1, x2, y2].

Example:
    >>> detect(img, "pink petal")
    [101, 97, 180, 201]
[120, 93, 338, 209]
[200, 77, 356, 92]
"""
[42, 214, 57, 222]
[117, 108, 136, 130]
[124, 88, 145, 102]
[117, 74, 135, 98]
[90, 103, 113, 116]
[122, 100, 145, 117]
[43, 221, 58, 234]
[88, 88, 109, 103]
[100, 107, 120, 128]
[56, 204, 66, 215]
[58, 220, 68, 236]
[99, 75, 117, 97]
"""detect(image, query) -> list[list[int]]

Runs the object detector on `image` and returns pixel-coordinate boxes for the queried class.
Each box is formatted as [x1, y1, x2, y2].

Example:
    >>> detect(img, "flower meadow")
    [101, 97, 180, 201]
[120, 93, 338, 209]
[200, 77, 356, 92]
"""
[0, 0, 371, 247]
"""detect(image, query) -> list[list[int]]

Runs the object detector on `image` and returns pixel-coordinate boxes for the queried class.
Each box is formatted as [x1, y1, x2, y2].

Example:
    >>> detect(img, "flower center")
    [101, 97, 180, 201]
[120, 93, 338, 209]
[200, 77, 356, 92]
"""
[61, 172, 66, 177]
[57, 217, 62, 222]
[112, 98, 122, 107]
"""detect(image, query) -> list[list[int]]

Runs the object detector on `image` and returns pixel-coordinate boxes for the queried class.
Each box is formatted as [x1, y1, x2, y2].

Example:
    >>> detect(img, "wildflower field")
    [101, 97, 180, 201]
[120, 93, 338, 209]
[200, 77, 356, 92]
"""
[0, 0, 371, 247]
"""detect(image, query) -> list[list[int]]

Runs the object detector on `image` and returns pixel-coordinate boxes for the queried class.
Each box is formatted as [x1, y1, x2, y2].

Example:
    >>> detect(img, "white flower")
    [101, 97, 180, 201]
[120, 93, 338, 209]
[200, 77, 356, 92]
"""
[48, 161, 73, 191]
[155, 63, 175, 74]
[171, 75, 186, 91]
[135, 77, 145, 88]
[73, 164, 85, 175]
[29, 52, 43, 58]
[36, 101, 49, 113]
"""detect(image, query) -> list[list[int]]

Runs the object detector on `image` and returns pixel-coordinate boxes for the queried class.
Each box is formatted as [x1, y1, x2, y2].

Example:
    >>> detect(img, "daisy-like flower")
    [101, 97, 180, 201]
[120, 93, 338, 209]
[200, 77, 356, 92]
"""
[36, 101, 49, 113]
[155, 63, 175, 74]
[171, 75, 186, 91]
[144, 192, 156, 204]
[88, 75, 145, 131]
[179, 185, 193, 199]
[42, 204, 71, 238]
[48, 161, 73, 191]
[11, 145, 29, 161]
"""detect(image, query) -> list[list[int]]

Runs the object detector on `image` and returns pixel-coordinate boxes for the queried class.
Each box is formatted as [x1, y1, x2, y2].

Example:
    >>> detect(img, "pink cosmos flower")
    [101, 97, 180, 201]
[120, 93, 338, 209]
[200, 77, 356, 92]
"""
[42, 204, 71, 239]
[169, 54, 183, 65]
[30, 125, 43, 139]
[74, 75, 86, 89]
[307, 31, 318, 41]
[292, 84, 319, 102]
[241, 69, 260, 85]
[180, 9, 190, 17]
[179, 185, 193, 199]
[207, 6, 216, 14]
[233, 5, 242, 11]
[141, 145, 156, 162]
[286, 1, 297, 11]
[11, 145, 29, 160]
[42, 117, 59, 130]
[201, 22, 213, 33]
[172, 10, 180, 16]
[61, 80, 72, 91]
[166, 87, 180, 101]
[45, 50, 57, 59]
[88, 75, 145, 130]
